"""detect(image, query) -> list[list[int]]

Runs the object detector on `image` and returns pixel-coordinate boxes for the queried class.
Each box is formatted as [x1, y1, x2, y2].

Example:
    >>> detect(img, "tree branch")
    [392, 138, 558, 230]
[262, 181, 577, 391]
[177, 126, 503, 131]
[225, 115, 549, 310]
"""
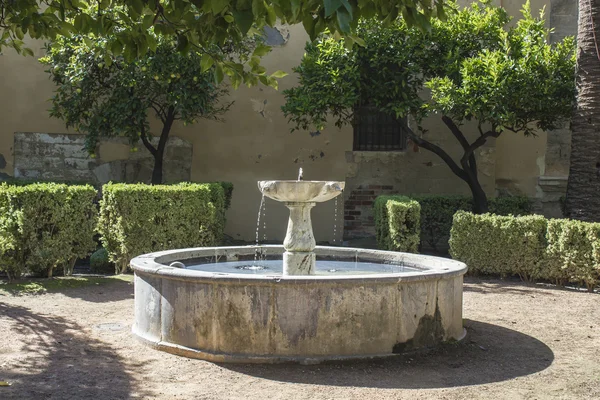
[442, 115, 479, 175]
[157, 106, 175, 154]
[441, 115, 470, 150]
[149, 100, 166, 123]
[460, 130, 500, 167]
[140, 124, 157, 156]
[403, 123, 469, 181]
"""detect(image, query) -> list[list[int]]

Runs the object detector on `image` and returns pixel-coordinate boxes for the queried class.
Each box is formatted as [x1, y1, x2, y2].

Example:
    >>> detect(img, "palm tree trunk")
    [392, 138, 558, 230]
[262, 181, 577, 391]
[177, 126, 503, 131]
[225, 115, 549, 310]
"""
[565, 0, 600, 220]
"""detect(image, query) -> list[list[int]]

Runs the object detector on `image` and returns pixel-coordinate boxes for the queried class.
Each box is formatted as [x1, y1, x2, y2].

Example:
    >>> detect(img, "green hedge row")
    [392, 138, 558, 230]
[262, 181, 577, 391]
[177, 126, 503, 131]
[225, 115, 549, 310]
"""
[450, 211, 600, 291]
[374, 195, 532, 253]
[0, 183, 97, 279]
[98, 182, 229, 273]
[0, 181, 233, 279]
[374, 196, 421, 252]
[412, 195, 532, 252]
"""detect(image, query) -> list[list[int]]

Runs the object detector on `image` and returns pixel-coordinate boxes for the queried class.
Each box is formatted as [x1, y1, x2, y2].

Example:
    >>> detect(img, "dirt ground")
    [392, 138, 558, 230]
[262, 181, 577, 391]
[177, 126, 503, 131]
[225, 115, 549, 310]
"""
[0, 277, 599, 400]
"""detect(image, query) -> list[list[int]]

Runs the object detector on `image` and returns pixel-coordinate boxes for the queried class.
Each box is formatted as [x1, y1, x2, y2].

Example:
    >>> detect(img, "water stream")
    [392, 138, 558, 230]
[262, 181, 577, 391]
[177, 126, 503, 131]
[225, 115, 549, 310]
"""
[254, 194, 265, 264]
[332, 191, 343, 245]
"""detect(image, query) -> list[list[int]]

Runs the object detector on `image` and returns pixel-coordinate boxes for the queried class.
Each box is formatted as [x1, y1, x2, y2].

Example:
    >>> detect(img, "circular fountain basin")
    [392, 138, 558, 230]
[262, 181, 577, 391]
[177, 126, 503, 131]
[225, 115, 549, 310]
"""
[258, 180, 345, 203]
[131, 245, 467, 364]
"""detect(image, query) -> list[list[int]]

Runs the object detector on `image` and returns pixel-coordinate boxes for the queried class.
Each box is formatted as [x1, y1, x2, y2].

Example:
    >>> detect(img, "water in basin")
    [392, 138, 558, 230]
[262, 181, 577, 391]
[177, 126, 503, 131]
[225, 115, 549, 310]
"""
[182, 259, 422, 275]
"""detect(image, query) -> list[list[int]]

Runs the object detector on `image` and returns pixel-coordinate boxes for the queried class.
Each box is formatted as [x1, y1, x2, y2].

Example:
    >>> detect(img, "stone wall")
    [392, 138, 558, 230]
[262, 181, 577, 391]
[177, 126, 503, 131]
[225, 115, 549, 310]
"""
[13, 132, 192, 184]
[533, 0, 578, 217]
[343, 142, 496, 240]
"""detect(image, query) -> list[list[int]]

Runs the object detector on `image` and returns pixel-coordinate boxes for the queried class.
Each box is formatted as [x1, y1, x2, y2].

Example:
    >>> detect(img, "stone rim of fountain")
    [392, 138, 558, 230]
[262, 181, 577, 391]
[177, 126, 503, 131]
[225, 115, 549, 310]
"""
[131, 245, 467, 363]
[131, 245, 468, 283]
[130, 172, 467, 364]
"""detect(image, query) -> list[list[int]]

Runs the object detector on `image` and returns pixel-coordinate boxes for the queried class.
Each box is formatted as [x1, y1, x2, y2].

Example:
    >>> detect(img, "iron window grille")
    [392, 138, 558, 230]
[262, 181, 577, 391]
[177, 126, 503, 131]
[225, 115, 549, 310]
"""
[353, 106, 408, 151]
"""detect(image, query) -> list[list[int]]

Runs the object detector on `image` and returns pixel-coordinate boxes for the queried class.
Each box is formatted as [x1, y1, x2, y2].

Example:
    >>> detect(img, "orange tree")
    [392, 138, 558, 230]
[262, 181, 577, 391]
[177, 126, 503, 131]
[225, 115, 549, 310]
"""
[40, 33, 253, 183]
[282, 1, 576, 213]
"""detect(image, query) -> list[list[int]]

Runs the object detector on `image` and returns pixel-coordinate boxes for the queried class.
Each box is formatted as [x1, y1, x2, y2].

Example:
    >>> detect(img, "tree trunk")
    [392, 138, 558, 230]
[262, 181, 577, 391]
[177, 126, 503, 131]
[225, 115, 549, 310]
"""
[143, 107, 175, 185]
[63, 257, 76, 276]
[151, 153, 164, 184]
[467, 177, 489, 213]
[118, 260, 128, 274]
[565, 0, 600, 220]
[407, 116, 494, 214]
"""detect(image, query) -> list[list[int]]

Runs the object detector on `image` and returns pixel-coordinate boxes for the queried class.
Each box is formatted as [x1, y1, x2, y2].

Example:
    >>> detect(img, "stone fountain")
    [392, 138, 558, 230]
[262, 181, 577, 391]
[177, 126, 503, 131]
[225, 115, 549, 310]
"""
[131, 171, 467, 364]
[257, 176, 344, 275]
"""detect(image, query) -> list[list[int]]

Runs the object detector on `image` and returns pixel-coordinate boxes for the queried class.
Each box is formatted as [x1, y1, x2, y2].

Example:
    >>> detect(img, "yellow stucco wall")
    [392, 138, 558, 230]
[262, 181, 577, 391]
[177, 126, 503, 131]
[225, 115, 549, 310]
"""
[0, 40, 70, 170]
[0, 0, 565, 240]
[491, 0, 551, 198]
[174, 25, 352, 242]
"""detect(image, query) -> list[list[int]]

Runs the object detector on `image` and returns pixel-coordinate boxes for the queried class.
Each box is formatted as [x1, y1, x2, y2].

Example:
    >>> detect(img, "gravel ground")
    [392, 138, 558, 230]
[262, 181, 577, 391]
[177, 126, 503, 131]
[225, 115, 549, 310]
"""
[0, 277, 599, 400]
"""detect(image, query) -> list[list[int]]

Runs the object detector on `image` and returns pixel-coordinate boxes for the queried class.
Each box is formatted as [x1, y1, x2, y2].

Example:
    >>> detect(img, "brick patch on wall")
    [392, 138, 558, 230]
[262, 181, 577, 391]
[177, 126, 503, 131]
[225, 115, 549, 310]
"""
[343, 184, 396, 240]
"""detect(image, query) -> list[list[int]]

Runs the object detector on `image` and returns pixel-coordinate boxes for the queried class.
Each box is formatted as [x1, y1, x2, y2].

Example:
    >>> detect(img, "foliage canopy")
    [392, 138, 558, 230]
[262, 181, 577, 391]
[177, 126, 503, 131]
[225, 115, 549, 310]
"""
[284, 0, 575, 133]
[40, 35, 236, 154]
[283, 0, 576, 212]
[1, 0, 448, 85]
[40, 32, 253, 182]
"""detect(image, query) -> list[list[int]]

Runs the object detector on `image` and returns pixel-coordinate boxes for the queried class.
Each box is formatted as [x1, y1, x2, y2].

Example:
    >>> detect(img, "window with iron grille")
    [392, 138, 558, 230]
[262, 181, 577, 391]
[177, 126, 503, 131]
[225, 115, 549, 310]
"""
[353, 106, 408, 151]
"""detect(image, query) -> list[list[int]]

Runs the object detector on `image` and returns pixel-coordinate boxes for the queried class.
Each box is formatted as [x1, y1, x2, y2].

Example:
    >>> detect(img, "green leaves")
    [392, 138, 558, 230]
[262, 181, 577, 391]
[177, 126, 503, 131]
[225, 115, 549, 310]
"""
[324, 0, 343, 17]
[201, 54, 214, 72]
[2, 0, 448, 61]
[0, 183, 97, 279]
[265, 5, 277, 26]
[211, 0, 230, 14]
[232, 10, 254, 35]
[270, 70, 288, 79]
[290, 0, 302, 19]
[450, 211, 548, 279]
[214, 63, 224, 84]
[98, 183, 229, 269]
[336, 8, 352, 32]
[284, 0, 575, 138]
[40, 34, 236, 156]
[426, 2, 575, 133]
[451, 211, 600, 288]
[374, 196, 421, 253]
[252, 43, 271, 57]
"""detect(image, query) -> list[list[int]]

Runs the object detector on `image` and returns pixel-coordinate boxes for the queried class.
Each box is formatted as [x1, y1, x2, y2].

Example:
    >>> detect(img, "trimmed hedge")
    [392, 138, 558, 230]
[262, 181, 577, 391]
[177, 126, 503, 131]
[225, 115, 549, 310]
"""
[450, 212, 600, 290]
[0, 183, 97, 279]
[412, 195, 532, 252]
[90, 247, 114, 274]
[98, 182, 230, 272]
[545, 219, 600, 290]
[374, 196, 420, 252]
[449, 211, 547, 280]
[218, 181, 234, 210]
[373, 195, 532, 253]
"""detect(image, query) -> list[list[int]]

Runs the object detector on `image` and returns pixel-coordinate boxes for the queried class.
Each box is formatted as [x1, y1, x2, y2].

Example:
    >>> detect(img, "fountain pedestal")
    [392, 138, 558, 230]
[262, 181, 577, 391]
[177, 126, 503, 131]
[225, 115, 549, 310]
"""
[258, 180, 345, 275]
[283, 202, 316, 275]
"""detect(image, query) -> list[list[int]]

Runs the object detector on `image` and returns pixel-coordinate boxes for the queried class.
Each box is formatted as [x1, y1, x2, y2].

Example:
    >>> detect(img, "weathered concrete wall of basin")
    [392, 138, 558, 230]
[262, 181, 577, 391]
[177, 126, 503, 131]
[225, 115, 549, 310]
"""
[132, 246, 467, 363]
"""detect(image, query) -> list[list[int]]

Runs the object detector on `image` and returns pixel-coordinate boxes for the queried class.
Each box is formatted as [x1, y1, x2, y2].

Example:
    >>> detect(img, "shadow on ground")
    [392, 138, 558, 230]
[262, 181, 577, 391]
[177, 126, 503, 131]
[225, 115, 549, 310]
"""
[463, 279, 548, 296]
[223, 319, 554, 389]
[464, 277, 598, 296]
[0, 302, 147, 400]
[59, 277, 135, 303]
[0, 276, 134, 303]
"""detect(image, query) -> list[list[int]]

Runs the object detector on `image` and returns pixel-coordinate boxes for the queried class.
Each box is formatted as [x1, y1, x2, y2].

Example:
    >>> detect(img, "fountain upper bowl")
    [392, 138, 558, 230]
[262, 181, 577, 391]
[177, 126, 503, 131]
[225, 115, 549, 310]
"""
[258, 180, 345, 203]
